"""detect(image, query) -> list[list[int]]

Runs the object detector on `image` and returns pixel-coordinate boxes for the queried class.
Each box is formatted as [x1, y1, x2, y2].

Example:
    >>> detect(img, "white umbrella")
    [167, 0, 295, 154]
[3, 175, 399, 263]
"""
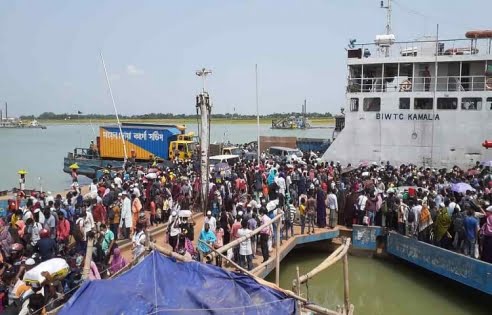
[145, 173, 157, 179]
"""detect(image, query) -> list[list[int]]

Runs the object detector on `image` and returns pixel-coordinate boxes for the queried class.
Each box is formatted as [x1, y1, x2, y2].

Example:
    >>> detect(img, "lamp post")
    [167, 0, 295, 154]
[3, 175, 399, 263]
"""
[195, 68, 212, 213]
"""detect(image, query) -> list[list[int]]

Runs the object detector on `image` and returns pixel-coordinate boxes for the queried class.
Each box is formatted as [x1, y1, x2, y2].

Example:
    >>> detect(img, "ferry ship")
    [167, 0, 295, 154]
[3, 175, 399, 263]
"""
[322, 3, 492, 168]
[0, 103, 47, 129]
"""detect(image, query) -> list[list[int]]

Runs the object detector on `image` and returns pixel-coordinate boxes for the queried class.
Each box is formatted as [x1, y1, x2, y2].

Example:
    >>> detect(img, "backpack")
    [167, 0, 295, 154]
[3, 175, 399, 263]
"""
[407, 207, 416, 223]
[107, 205, 115, 222]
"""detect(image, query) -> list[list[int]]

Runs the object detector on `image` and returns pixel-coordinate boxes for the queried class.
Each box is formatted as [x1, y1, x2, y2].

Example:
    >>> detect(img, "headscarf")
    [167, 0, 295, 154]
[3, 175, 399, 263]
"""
[482, 214, 492, 237]
[418, 205, 433, 232]
[110, 247, 127, 275]
[434, 207, 451, 241]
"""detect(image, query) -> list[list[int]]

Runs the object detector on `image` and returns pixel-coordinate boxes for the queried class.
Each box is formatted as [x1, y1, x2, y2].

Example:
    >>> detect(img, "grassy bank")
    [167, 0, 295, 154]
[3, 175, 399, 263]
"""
[40, 117, 335, 126]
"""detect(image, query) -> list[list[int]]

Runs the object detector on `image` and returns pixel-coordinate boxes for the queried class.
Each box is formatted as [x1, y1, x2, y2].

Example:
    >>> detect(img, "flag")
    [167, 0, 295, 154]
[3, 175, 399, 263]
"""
[77, 110, 83, 114]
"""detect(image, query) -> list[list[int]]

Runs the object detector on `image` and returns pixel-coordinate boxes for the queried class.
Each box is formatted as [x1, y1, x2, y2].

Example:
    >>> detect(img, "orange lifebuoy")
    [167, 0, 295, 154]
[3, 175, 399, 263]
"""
[400, 80, 412, 92]
[483, 140, 492, 149]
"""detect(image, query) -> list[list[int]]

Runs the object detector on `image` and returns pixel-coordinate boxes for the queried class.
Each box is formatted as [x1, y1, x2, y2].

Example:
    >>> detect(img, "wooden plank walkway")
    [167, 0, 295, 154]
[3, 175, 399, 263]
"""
[121, 213, 343, 279]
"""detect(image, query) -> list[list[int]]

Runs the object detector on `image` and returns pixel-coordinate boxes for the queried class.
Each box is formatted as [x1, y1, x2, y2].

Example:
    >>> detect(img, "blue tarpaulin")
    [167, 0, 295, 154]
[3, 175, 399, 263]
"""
[59, 251, 296, 315]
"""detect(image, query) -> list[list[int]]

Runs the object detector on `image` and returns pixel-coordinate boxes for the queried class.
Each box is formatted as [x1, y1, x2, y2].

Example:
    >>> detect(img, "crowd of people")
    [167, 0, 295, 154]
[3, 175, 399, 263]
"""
[0, 149, 491, 313]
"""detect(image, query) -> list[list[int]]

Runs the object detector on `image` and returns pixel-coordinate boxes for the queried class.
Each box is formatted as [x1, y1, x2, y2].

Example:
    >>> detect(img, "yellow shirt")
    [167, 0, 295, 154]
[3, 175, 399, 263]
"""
[299, 204, 306, 216]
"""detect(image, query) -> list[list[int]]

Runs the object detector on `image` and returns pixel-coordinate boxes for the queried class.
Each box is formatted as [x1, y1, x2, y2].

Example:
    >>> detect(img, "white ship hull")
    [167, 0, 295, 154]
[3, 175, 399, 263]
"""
[323, 92, 492, 168]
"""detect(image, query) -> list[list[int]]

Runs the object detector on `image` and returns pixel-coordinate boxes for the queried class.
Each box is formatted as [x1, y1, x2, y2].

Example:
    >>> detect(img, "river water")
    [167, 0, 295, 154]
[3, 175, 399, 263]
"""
[266, 248, 491, 315]
[0, 123, 332, 192]
[1, 123, 490, 313]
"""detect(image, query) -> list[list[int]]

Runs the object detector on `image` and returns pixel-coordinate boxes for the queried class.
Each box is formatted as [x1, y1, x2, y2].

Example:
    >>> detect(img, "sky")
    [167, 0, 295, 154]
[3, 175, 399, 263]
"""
[0, 0, 490, 116]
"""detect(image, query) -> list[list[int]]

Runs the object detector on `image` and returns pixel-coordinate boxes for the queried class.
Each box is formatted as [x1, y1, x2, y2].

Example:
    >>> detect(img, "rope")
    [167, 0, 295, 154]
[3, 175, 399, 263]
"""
[146, 298, 295, 314]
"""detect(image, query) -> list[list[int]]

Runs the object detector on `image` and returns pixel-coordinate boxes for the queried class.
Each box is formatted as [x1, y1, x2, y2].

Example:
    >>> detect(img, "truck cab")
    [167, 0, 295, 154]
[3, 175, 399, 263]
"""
[222, 146, 242, 155]
[169, 140, 196, 161]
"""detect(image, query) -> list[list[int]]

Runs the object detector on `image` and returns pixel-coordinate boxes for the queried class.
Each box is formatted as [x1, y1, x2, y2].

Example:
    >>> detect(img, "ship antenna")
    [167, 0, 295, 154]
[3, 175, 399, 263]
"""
[100, 52, 128, 164]
[380, 0, 392, 35]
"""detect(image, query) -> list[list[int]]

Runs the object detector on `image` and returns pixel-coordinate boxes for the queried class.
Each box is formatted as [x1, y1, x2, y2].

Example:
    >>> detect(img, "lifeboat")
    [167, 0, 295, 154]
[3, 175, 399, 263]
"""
[465, 30, 492, 39]
[483, 140, 492, 149]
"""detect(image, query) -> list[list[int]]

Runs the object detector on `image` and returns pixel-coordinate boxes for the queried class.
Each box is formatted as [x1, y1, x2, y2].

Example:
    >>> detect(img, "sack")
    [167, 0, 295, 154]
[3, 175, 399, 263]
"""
[73, 219, 85, 242]
[407, 208, 416, 223]
[226, 248, 234, 261]
[23, 258, 70, 286]
[474, 243, 479, 259]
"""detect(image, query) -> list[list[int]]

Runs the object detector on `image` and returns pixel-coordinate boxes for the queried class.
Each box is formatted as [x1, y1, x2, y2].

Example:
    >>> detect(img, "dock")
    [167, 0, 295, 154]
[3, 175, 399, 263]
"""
[119, 213, 344, 279]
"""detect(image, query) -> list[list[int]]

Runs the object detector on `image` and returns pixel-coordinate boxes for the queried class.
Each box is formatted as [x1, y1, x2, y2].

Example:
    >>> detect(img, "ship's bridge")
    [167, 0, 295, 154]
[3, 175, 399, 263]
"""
[346, 36, 492, 95]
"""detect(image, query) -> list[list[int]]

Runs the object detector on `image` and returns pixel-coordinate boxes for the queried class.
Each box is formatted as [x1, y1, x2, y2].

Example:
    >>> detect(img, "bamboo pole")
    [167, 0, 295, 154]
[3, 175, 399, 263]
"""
[296, 238, 350, 287]
[149, 242, 191, 262]
[275, 219, 281, 286]
[200, 241, 341, 315]
[343, 253, 350, 314]
[82, 235, 94, 280]
[209, 213, 283, 258]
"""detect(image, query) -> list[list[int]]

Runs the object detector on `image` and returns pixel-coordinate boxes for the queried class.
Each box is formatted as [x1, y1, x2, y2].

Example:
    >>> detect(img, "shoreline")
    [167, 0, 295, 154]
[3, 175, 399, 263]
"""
[37, 117, 335, 126]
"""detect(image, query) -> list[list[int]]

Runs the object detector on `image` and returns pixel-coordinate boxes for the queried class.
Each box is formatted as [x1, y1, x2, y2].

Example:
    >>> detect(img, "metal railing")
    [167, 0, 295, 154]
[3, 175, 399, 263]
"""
[347, 75, 491, 93]
[352, 38, 492, 59]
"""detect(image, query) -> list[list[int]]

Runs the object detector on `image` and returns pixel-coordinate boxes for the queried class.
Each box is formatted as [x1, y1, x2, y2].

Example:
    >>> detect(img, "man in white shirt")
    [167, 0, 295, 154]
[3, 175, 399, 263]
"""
[132, 223, 146, 261]
[327, 189, 338, 228]
[114, 175, 122, 189]
[357, 193, 368, 225]
[168, 211, 181, 250]
[120, 192, 132, 239]
[275, 175, 286, 197]
[237, 220, 253, 270]
[203, 211, 217, 232]
[259, 208, 272, 262]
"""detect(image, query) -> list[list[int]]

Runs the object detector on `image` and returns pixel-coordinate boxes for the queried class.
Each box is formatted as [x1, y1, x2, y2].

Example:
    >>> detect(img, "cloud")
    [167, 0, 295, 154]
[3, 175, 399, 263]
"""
[63, 82, 73, 88]
[126, 64, 144, 76]
[110, 74, 120, 81]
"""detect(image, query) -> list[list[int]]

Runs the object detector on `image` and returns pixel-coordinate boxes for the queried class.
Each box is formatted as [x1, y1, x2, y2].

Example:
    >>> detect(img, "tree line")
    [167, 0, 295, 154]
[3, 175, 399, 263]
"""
[21, 111, 333, 120]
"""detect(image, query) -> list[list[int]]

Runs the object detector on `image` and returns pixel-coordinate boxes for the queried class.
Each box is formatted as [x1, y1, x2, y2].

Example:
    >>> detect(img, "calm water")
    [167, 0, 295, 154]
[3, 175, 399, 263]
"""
[0, 123, 332, 191]
[266, 248, 491, 315]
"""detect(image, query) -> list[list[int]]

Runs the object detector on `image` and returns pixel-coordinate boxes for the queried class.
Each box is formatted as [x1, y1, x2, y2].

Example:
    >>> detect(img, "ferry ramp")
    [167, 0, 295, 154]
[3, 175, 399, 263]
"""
[119, 213, 342, 279]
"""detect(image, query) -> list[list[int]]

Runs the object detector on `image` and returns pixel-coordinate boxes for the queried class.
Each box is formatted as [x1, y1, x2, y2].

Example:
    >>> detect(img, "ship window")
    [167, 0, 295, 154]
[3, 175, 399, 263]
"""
[350, 98, 359, 111]
[487, 97, 492, 110]
[399, 98, 410, 109]
[363, 98, 381, 111]
[437, 98, 458, 110]
[414, 98, 433, 110]
[461, 97, 482, 110]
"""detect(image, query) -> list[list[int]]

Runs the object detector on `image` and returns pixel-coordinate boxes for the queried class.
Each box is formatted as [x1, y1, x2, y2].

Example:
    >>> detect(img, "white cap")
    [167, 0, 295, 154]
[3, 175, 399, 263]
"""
[440, 202, 445, 208]
[206, 211, 212, 216]
[486, 205, 492, 213]
[171, 210, 177, 217]
[25, 258, 36, 266]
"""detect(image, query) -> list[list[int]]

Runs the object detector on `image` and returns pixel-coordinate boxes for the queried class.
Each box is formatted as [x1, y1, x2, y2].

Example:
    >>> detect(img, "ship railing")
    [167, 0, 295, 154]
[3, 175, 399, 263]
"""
[347, 75, 490, 93]
[351, 37, 492, 59]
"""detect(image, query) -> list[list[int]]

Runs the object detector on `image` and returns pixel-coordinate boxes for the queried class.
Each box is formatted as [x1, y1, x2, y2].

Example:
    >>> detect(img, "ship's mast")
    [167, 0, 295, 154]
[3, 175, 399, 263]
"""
[380, 0, 392, 56]
[196, 68, 212, 214]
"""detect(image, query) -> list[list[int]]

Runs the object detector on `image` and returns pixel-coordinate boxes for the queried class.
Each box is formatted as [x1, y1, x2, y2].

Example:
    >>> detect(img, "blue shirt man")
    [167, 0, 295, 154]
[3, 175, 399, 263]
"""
[198, 223, 216, 254]
[463, 210, 479, 257]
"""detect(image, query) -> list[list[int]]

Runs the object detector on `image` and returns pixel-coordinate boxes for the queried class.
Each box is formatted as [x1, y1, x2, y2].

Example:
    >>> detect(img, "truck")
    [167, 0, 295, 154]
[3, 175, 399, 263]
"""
[63, 123, 197, 178]
[209, 143, 242, 156]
